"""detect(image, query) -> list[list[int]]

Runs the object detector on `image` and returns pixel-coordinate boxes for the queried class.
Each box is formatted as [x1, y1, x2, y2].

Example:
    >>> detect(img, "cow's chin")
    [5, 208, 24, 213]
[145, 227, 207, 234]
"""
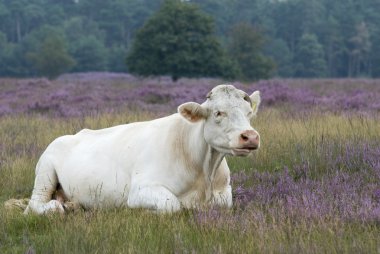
[211, 146, 255, 157]
[209, 140, 259, 156]
[209, 145, 237, 156]
[231, 148, 255, 157]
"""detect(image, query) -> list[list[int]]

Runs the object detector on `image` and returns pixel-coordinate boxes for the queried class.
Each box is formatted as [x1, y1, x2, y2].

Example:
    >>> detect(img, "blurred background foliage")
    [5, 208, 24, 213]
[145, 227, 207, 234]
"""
[0, 0, 379, 80]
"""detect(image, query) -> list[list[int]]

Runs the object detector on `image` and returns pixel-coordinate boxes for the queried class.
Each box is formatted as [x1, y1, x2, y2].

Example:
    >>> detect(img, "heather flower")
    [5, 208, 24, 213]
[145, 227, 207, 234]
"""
[1, 74, 380, 117]
[229, 165, 380, 223]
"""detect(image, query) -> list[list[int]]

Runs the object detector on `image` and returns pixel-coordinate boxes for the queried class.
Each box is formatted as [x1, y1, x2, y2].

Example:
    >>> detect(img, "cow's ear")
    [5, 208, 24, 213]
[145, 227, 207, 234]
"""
[178, 102, 208, 122]
[250, 91, 261, 115]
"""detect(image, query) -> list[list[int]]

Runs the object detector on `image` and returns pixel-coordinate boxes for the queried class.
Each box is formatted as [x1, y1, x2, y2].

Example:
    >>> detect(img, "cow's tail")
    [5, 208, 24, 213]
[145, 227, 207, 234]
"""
[23, 156, 65, 215]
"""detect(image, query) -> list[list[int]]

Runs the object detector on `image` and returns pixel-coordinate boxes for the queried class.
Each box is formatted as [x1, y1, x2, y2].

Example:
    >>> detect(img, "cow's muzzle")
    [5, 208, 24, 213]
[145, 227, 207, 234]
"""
[232, 130, 260, 156]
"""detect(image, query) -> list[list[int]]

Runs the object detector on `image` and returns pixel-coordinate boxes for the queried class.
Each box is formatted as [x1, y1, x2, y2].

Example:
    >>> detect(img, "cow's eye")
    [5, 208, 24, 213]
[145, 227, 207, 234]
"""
[247, 111, 253, 117]
[215, 111, 225, 117]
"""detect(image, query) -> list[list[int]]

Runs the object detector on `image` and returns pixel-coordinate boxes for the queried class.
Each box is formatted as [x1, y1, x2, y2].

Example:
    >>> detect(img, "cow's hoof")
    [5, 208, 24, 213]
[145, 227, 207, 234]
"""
[44, 200, 65, 214]
[63, 201, 82, 212]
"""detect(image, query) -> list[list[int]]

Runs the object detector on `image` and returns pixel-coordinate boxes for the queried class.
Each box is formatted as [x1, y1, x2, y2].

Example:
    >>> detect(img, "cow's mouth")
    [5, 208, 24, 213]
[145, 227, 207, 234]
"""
[232, 146, 258, 156]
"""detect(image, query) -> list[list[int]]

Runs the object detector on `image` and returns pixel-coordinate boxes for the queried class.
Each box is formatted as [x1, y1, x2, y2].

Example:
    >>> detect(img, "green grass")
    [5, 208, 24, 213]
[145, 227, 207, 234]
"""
[1, 207, 378, 253]
[0, 110, 379, 253]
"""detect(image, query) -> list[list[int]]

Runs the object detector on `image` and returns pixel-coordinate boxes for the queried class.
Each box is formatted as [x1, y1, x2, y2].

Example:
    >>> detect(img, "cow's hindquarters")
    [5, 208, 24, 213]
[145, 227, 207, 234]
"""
[24, 155, 64, 214]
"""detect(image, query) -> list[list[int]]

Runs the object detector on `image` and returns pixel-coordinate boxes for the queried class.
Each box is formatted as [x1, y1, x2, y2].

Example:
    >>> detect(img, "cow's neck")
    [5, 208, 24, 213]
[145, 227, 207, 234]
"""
[180, 117, 226, 201]
[193, 121, 225, 202]
[203, 145, 224, 202]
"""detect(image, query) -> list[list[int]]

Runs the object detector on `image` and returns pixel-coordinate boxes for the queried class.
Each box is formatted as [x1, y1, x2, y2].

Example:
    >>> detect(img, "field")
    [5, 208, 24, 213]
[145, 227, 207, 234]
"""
[0, 74, 379, 253]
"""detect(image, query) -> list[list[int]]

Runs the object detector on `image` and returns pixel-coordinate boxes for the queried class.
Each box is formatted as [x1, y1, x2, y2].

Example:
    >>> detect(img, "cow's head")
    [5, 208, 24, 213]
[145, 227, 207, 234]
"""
[178, 84, 261, 156]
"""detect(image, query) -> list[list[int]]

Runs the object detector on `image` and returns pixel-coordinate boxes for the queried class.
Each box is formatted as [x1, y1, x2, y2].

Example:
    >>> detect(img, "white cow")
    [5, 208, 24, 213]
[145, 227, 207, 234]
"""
[24, 84, 261, 214]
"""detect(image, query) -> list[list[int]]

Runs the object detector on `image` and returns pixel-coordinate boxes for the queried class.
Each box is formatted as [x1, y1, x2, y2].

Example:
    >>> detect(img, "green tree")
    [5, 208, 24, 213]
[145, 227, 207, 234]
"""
[70, 35, 107, 72]
[319, 15, 345, 77]
[108, 45, 128, 72]
[2, 0, 380, 78]
[294, 33, 327, 77]
[272, 0, 305, 54]
[5, 25, 64, 77]
[63, 17, 105, 43]
[126, 0, 237, 81]
[228, 23, 274, 81]
[348, 22, 372, 77]
[361, 0, 380, 77]
[266, 38, 294, 77]
[4, 0, 47, 43]
[76, 0, 160, 47]
[63, 18, 108, 72]
[26, 33, 75, 79]
[0, 31, 11, 75]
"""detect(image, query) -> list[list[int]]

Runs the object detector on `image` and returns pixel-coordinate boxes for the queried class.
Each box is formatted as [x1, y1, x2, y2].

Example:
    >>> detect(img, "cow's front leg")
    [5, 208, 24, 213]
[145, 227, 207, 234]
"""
[211, 185, 233, 208]
[127, 185, 181, 213]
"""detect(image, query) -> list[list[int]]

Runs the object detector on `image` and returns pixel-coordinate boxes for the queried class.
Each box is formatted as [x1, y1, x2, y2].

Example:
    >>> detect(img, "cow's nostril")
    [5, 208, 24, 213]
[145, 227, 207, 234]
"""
[240, 134, 249, 141]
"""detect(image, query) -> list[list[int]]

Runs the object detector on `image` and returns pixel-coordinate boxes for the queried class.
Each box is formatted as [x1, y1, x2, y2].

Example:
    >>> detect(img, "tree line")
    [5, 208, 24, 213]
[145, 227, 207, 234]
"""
[0, 0, 379, 79]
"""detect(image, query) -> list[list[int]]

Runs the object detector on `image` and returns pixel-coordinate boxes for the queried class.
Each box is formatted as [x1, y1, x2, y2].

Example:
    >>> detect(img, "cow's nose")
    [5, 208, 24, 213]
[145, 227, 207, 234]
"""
[239, 130, 260, 148]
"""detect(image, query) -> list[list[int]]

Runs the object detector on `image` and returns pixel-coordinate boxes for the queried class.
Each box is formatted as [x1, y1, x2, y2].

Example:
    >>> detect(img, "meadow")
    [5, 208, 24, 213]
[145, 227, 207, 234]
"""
[0, 74, 379, 253]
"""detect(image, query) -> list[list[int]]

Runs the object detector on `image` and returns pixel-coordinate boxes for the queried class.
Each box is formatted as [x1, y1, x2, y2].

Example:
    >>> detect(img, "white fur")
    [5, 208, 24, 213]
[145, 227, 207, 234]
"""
[25, 84, 261, 214]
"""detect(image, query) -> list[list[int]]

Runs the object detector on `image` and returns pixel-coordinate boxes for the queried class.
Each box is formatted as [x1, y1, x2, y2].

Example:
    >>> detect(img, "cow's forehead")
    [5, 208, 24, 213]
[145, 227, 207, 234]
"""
[209, 84, 243, 97]
[205, 84, 249, 109]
